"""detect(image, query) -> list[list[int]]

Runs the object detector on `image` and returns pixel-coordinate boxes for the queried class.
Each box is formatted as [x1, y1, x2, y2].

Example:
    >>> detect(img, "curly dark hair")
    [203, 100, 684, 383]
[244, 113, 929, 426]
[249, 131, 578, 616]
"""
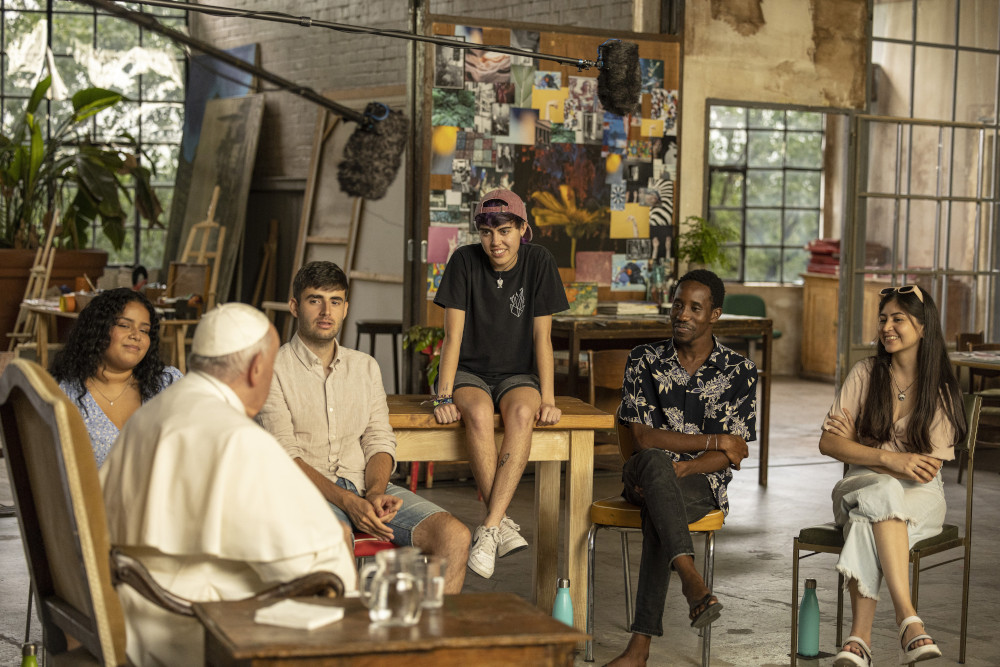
[50, 288, 167, 408]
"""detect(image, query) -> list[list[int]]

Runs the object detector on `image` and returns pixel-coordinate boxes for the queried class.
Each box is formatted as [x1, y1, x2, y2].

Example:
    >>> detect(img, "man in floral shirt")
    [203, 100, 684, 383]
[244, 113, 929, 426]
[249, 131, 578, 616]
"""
[607, 269, 757, 667]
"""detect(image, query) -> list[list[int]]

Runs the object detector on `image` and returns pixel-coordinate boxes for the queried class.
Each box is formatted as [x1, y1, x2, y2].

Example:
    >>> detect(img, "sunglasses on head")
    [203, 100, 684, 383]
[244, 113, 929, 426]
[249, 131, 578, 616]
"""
[879, 284, 924, 303]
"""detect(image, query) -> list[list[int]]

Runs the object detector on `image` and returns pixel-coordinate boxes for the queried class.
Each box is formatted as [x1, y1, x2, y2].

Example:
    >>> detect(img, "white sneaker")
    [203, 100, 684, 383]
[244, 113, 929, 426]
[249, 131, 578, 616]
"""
[467, 525, 501, 578]
[497, 516, 528, 558]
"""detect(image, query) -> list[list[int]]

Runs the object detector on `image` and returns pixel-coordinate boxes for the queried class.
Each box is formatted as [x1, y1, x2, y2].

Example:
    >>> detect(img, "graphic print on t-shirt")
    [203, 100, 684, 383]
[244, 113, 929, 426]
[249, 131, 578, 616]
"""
[510, 287, 525, 317]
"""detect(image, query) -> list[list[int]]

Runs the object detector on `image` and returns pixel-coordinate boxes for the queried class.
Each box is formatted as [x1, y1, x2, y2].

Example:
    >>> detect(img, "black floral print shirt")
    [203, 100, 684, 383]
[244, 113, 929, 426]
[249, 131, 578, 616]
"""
[618, 337, 758, 516]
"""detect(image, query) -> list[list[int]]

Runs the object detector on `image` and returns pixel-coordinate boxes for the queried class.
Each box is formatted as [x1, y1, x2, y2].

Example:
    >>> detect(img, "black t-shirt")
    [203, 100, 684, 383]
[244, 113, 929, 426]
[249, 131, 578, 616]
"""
[434, 243, 569, 381]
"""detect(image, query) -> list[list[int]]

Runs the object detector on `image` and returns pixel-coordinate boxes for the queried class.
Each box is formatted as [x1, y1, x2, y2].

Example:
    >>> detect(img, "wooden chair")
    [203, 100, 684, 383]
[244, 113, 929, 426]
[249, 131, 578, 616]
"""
[585, 415, 725, 666]
[0, 359, 344, 665]
[789, 393, 982, 666]
[721, 293, 782, 360]
[968, 342, 1000, 392]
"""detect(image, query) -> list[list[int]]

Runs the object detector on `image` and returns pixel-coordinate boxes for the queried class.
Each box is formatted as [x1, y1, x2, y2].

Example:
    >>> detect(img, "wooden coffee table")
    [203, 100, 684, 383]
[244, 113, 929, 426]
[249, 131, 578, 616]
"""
[195, 592, 585, 665]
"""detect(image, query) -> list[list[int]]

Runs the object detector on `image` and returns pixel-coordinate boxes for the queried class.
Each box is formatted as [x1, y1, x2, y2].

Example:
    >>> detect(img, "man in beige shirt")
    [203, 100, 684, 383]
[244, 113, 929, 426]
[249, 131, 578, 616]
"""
[258, 261, 470, 593]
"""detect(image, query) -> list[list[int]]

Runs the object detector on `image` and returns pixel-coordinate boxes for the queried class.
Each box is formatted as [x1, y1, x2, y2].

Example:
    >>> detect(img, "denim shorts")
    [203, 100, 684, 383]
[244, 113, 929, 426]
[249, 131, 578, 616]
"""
[328, 478, 446, 547]
[454, 369, 540, 406]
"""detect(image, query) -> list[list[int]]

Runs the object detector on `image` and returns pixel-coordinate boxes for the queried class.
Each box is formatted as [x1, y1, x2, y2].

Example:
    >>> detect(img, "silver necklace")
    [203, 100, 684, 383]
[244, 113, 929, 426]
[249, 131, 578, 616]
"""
[889, 366, 915, 402]
[91, 377, 133, 406]
[493, 253, 518, 288]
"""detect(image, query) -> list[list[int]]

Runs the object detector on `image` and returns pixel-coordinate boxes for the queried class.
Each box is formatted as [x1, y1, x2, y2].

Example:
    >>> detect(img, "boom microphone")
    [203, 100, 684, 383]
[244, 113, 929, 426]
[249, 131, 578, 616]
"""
[597, 40, 642, 116]
[70, 0, 406, 200]
[338, 103, 409, 200]
[102, 0, 644, 117]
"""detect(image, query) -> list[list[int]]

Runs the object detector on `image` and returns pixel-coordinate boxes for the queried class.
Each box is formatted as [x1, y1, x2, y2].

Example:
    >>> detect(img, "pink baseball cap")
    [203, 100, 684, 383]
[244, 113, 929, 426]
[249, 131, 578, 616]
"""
[474, 189, 532, 242]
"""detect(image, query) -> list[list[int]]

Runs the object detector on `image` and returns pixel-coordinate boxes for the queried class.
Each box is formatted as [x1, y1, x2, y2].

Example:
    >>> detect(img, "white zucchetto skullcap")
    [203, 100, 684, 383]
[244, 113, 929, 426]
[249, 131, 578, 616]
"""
[191, 303, 270, 357]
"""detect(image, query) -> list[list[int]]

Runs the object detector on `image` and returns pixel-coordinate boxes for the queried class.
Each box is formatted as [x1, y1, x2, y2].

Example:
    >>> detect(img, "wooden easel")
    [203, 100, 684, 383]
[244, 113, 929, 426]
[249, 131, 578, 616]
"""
[6, 213, 59, 352]
[176, 185, 226, 310]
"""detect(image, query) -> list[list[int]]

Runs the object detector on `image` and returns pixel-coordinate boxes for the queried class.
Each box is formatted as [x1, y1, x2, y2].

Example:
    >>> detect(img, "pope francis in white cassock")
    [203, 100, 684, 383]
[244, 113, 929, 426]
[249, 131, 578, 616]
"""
[100, 303, 356, 667]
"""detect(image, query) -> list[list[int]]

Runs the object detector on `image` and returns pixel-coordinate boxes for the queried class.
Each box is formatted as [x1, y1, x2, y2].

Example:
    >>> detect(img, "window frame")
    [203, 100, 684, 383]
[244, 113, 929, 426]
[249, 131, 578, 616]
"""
[0, 0, 187, 268]
[704, 100, 827, 285]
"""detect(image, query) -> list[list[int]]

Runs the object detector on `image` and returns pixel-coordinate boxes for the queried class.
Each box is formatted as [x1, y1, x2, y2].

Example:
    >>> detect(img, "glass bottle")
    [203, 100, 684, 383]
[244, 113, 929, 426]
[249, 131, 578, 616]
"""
[797, 578, 820, 657]
[552, 578, 573, 626]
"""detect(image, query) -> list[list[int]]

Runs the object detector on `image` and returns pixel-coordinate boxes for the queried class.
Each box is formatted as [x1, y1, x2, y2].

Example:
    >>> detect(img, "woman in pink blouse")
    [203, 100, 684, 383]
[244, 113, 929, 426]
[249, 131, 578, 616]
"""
[820, 285, 965, 667]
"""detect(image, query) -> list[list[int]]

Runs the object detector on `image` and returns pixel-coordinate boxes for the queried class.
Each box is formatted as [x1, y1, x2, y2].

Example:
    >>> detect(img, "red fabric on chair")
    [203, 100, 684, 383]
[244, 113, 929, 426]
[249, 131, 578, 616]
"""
[353, 532, 398, 559]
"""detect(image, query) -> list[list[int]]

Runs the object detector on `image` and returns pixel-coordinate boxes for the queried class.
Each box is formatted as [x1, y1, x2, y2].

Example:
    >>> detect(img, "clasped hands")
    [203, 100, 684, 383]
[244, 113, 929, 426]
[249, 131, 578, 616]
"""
[824, 408, 941, 483]
[343, 492, 401, 542]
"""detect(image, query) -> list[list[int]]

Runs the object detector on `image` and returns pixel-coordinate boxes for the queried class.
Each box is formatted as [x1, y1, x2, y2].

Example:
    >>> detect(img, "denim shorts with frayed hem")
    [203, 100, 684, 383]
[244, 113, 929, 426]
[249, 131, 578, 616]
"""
[453, 369, 539, 406]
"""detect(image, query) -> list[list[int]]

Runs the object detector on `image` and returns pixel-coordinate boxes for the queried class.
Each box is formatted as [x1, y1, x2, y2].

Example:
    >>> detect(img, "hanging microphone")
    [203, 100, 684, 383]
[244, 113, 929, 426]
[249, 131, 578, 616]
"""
[338, 103, 408, 200]
[70, 0, 405, 200]
[596, 40, 641, 116]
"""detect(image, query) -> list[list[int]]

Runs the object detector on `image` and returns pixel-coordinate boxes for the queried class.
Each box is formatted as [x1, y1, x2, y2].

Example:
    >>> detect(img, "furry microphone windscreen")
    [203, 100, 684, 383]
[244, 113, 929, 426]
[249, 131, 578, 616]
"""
[597, 40, 641, 117]
[337, 103, 409, 200]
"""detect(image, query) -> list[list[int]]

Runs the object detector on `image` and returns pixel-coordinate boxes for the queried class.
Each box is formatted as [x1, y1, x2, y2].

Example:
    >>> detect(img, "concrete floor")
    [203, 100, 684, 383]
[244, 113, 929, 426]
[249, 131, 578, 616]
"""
[2, 377, 998, 665]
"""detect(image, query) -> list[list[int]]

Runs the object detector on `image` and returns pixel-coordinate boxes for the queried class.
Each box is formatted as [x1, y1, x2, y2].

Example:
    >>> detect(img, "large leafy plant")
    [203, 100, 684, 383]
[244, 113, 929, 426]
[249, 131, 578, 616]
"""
[0, 76, 162, 250]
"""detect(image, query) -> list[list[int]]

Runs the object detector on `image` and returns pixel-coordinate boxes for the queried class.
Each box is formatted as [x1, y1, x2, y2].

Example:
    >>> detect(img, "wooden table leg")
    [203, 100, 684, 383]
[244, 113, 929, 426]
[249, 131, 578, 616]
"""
[35, 314, 50, 368]
[759, 328, 772, 487]
[565, 428, 594, 631]
[534, 459, 560, 614]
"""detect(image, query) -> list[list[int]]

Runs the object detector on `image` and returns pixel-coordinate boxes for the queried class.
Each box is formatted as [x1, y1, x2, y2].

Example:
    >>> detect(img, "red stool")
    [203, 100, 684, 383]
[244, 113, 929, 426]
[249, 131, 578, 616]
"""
[408, 461, 435, 492]
[353, 531, 398, 569]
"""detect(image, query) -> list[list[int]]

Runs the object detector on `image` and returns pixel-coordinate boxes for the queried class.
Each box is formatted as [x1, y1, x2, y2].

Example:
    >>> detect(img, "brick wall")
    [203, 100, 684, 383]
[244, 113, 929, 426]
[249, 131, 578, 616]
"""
[191, 1, 633, 179]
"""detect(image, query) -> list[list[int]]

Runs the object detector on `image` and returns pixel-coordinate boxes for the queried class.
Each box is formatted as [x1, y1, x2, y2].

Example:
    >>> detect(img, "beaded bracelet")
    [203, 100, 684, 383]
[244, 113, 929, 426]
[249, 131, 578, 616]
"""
[431, 395, 454, 407]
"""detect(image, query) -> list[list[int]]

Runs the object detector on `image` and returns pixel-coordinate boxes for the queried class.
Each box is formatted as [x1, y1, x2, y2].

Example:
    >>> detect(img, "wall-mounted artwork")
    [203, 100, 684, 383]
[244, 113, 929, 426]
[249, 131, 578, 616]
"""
[421, 19, 679, 315]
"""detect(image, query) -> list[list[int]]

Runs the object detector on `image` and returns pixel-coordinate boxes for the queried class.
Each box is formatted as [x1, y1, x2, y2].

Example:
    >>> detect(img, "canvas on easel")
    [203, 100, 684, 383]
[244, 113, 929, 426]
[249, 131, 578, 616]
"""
[174, 95, 264, 306]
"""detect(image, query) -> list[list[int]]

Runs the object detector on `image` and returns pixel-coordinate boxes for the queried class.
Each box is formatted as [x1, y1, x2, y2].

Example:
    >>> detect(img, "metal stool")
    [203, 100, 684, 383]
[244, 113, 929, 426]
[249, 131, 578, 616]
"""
[354, 320, 402, 393]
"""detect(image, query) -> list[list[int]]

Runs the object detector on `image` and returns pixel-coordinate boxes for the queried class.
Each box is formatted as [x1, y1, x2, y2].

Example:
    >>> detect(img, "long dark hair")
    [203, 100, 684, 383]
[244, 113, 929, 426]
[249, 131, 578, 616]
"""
[857, 288, 966, 454]
[50, 288, 166, 406]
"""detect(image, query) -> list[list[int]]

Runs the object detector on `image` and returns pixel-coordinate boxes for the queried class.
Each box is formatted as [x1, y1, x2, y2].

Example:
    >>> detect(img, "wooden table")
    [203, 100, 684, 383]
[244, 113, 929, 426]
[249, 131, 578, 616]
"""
[950, 350, 1000, 372]
[551, 313, 774, 486]
[388, 395, 612, 632]
[195, 592, 585, 666]
[20, 299, 199, 372]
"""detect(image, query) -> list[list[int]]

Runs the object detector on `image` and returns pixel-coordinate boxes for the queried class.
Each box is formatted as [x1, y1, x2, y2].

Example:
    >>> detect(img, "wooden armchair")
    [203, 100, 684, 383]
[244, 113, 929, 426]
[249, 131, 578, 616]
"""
[0, 359, 343, 665]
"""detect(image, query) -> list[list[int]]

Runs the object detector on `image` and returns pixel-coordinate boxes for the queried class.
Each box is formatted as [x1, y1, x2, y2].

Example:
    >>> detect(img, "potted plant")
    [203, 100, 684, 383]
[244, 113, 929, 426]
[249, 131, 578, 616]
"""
[403, 325, 445, 393]
[0, 76, 162, 250]
[0, 76, 162, 340]
[675, 214, 738, 271]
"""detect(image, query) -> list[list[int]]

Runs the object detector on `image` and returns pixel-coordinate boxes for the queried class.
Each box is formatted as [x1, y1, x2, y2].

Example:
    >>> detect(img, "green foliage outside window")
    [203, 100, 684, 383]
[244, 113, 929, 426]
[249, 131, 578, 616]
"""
[707, 104, 824, 284]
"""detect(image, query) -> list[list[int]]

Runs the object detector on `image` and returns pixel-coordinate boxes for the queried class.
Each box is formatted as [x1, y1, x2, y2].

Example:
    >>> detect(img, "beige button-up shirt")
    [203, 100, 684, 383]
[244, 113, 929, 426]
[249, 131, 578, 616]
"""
[258, 334, 397, 493]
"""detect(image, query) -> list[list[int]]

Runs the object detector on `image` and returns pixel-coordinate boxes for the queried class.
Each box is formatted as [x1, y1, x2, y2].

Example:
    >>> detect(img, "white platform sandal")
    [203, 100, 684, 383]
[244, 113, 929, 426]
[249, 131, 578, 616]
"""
[833, 636, 872, 667]
[898, 615, 942, 664]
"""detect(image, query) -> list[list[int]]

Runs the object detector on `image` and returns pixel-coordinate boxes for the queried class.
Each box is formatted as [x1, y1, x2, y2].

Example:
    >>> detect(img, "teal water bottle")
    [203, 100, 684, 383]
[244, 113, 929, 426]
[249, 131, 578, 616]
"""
[552, 578, 574, 626]
[21, 643, 39, 667]
[797, 579, 820, 657]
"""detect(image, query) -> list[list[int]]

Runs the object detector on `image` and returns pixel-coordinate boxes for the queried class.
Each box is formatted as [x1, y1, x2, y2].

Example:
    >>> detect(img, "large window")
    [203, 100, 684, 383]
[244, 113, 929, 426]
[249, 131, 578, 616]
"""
[1, 0, 186, 267]
[706, 104, 825, 284]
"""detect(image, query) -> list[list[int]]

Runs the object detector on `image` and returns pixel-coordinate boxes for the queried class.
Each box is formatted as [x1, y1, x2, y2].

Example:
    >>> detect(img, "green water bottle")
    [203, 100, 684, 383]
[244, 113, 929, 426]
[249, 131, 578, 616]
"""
[21, 643, 39, 667]
[552, 578, 573, 626]
[797, 579, 820, 657]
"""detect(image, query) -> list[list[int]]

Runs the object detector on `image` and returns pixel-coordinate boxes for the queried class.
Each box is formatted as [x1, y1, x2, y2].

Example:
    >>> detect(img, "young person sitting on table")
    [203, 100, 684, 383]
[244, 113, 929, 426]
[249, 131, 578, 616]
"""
[257, 261, 470, 593]
[432, 188, 569, 579]
[609, 269, 756, 667]
[51, 287, 181, 466]
[821, 285, 964, 667]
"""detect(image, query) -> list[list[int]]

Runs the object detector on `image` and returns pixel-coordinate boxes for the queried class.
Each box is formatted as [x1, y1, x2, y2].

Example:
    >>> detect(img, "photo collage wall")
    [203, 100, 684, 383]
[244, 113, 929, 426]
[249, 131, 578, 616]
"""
[424, 22, 681, 305]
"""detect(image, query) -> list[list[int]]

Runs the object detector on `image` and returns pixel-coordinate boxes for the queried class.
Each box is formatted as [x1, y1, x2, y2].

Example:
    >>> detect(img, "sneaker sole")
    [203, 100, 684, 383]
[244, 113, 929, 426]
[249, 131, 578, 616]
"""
[466, 557, 495, 579]
[497, 542, 528, 558]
